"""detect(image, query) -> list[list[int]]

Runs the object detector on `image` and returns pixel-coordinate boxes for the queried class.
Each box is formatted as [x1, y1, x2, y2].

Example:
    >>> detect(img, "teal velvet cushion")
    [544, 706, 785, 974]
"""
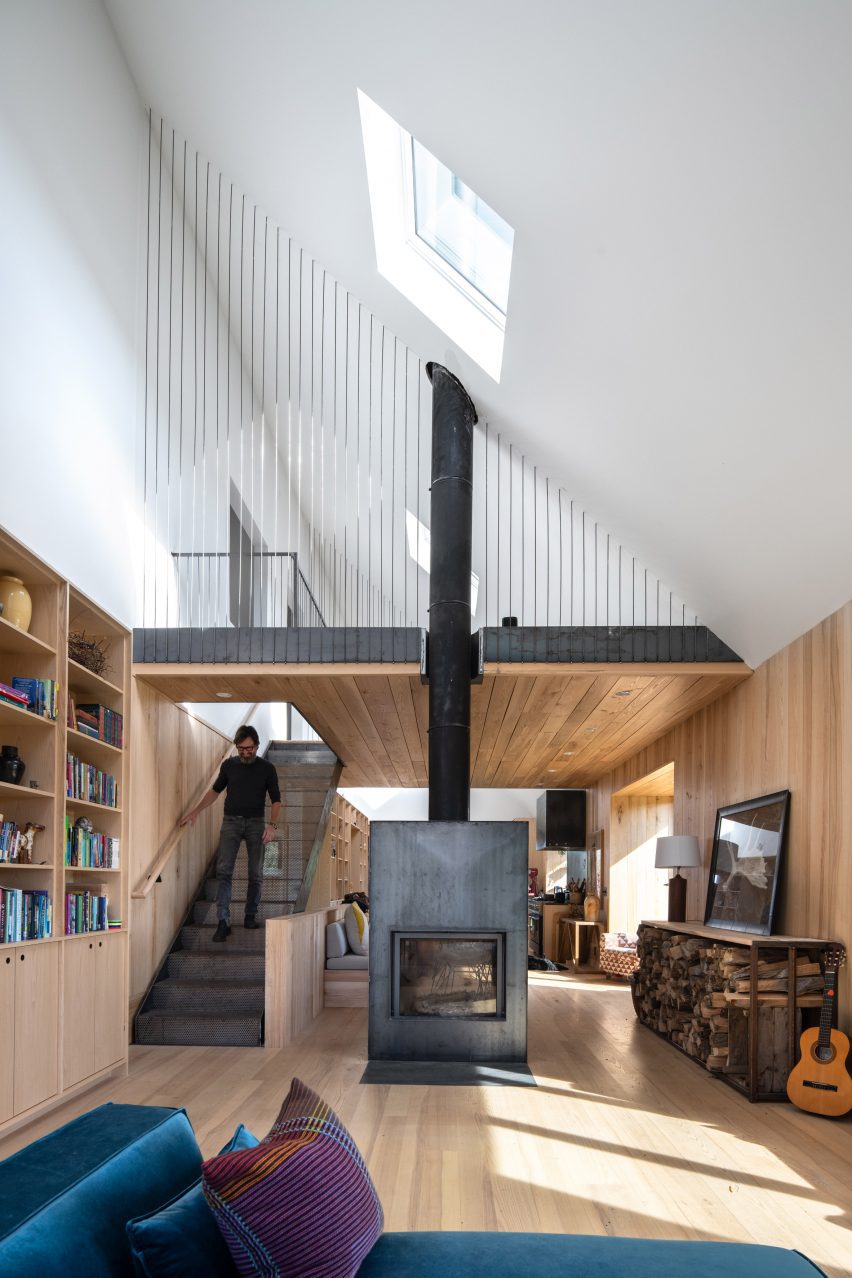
[0, 1104, 202, 1277]
[355, 1233, 828, 1277]
[127, 1124, 259, 1278]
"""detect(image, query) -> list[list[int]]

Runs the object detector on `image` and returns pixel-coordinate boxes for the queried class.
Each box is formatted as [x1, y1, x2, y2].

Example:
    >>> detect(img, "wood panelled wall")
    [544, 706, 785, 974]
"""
[129, 681, 233, 1016]
[589, 600, 852, 1030]
[608, 796, 673, 933]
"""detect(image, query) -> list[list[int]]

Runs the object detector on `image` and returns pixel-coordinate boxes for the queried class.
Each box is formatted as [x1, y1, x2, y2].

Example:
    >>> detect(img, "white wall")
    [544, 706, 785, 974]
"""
[183, 701, 318, 749]
[181, 701, 254, 740]
[0, 0, 146, 625]
[338, 787, 542, 822]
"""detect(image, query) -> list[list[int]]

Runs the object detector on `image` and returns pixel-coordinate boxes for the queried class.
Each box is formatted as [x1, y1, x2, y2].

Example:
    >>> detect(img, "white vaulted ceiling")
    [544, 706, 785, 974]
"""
[105, 0, 852, 668]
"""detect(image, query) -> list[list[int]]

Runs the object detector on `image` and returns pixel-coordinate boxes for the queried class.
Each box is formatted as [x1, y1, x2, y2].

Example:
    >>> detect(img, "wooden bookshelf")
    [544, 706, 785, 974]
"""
[0, 524, 130, 1135]
[329, 796, 369, 902]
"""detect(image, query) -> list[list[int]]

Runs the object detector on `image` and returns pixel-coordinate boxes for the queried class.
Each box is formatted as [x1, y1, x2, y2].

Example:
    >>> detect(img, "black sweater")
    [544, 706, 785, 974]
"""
[212, 757, 281, 818]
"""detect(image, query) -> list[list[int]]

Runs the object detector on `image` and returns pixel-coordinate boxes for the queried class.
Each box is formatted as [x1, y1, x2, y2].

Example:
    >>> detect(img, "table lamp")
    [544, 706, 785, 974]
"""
[655, 834, 701, 923]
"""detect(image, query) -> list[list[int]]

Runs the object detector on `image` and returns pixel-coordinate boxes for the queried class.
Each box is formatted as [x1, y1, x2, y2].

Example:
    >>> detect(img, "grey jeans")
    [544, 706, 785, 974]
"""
[215, 815, 265, 923]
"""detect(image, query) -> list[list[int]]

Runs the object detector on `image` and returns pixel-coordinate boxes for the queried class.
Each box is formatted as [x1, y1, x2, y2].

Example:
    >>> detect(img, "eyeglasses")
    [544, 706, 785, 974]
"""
[236, 745, 257, 754]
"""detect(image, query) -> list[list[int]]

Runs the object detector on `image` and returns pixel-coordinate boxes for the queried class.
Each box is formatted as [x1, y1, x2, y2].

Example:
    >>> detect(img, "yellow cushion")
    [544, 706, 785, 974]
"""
[344, 902, 369, 956]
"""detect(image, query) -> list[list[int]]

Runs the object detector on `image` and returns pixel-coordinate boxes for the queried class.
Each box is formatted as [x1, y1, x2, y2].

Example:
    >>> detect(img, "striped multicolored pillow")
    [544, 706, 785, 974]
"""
[201, 1078, 383, 1277]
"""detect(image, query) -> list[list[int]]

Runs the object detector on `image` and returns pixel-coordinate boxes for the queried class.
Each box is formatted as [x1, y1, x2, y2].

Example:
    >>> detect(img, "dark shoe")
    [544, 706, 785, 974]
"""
[243, 916, 261, 930]
[212, 921, 231, 942]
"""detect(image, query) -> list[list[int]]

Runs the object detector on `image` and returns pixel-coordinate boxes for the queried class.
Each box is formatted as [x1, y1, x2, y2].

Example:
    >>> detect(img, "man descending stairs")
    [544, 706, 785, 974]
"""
[134, 740, 340, 1047]
[180, 724, 281, 941]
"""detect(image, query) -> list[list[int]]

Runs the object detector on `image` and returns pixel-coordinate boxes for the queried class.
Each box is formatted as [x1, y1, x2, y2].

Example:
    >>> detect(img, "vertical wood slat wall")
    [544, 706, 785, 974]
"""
[0, 524, 130, 1136]
[589, 598, 852, 1031]
[128, 685, 240, 1017]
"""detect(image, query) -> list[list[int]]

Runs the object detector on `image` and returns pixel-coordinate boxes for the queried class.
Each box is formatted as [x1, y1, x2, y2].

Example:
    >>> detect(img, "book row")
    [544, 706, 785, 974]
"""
[65, 817, 120, 869]
[66, 755, 118, 808]
[0, 678, 59, 720]
[0, 817, 45, 864]
[1, 888, 51, 943]
[68, 698, 123, 747]
[65, 888, 109, 935]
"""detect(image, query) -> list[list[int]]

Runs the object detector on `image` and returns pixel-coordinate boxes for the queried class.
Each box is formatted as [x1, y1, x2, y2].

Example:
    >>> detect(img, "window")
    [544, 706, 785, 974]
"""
[411, 138, 513, 315]
[358, 90, 514, 381]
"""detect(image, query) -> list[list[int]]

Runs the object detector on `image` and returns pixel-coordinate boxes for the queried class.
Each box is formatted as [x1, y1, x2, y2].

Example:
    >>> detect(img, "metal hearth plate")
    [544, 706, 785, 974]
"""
[360, 1061, 536, 1087]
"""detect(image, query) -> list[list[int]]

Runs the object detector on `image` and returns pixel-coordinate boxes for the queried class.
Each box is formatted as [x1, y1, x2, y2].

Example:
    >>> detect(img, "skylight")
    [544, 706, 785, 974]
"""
[358, 89, 514, 381]
[405, 510, 479, 612]
[411, 138, 513, 314]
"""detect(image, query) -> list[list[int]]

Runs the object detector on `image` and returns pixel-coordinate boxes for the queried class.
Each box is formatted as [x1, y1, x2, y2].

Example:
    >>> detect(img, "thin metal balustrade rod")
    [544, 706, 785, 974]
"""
[259, 216, 268, 625]
[143, 109, 152, 626]
[215, 172, 222, 627]
[273, 225, 280, 630]
[164, 127, 175, 630]
[319, 269, 326, 627]
[201, 161, 210, 631]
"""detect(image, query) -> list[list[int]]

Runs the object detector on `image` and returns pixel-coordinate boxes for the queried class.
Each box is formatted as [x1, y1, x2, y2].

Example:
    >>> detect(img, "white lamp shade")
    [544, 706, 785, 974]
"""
[655, 835, 701, 870]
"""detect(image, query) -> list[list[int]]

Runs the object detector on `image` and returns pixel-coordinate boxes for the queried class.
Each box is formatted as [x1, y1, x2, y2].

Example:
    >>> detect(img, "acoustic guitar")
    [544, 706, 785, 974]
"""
[786, 947, 852, 1118]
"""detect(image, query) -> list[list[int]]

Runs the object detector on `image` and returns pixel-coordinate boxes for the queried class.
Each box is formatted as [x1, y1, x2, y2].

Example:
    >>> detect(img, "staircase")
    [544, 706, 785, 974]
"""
[135, 741, 341, 1047]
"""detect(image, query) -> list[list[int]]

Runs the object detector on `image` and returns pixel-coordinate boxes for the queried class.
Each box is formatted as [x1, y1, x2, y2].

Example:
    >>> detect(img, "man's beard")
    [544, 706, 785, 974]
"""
[239, 755, 255, 765]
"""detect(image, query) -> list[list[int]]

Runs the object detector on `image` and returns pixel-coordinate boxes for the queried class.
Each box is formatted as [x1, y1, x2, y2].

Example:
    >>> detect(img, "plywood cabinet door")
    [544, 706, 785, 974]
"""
[0, 953, 15, 1124]
[62, 939, 96, 1089]
[14, 943, 59, 1115]
[93, 932, 128, 1074]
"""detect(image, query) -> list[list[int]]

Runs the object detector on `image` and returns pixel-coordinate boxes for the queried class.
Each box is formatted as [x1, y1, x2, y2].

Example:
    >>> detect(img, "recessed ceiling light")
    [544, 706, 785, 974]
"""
[584, 727, 596, 734]
[614, 690, 633, 698]
[548, 768, 557, 773]
[216, 692, 232, 699]
[563, 751, 574, 757]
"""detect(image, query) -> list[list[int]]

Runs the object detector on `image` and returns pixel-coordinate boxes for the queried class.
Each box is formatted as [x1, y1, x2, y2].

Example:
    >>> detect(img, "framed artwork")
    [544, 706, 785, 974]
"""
[703, 790, 791, 935]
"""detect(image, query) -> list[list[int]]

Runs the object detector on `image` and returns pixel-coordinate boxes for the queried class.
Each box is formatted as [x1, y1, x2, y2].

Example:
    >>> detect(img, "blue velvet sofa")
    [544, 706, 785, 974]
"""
[0, 1102, 827, 1277]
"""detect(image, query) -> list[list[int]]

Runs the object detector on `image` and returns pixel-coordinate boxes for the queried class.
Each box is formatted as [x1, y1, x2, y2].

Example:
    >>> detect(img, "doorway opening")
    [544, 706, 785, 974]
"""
[608, 763, 674, 933]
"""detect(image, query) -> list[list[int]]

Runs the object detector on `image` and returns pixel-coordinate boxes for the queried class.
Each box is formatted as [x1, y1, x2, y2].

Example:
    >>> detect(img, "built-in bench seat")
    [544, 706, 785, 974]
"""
[324, 917, 368, 1007]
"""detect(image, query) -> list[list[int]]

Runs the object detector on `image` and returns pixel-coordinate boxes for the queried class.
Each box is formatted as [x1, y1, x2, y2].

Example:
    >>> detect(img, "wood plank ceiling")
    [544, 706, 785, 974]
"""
[135, 662, 750, 788]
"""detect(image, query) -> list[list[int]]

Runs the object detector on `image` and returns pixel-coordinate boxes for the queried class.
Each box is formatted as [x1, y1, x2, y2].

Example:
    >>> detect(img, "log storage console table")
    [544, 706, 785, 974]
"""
[634, 921, 839, 1102]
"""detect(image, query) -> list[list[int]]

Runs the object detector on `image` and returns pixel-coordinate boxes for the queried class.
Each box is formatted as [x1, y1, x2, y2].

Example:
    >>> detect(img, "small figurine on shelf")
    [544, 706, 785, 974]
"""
[528, 867, 539, 897]
[17, 822, 45, 864]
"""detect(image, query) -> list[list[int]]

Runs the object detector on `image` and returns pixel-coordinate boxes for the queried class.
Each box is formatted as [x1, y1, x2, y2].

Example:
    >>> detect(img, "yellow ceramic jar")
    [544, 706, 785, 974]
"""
[0, 575, 33, 632]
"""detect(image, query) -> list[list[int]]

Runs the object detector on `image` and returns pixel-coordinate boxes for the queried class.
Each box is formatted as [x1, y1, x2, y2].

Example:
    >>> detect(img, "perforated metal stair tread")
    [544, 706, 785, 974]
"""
[180, 924, 267, 951]
[148, 979, 265, 1013]
[134, 740, 342, 1048]
[193, 900, 294, 925]
[135, 1010, 263, 1047]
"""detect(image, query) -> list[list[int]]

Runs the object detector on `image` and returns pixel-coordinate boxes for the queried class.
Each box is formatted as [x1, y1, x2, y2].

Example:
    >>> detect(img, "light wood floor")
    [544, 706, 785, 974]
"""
[3, 974, 851, 1277]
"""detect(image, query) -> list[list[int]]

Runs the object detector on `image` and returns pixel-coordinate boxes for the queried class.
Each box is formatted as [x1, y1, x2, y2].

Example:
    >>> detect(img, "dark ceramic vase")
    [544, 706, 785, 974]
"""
[0, 745, 25, 785]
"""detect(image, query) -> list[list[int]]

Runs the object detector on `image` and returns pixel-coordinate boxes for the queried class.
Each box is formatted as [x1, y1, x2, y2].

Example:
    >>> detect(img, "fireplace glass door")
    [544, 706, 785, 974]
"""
[392, 932, 504, 1018]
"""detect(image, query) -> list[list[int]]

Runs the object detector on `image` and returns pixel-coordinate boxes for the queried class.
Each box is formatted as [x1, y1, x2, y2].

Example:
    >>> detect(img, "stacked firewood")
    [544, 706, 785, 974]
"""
[635, 928, 734, 1067]
[634, 928, 825, 1075]
[723, 956, 824, 1007]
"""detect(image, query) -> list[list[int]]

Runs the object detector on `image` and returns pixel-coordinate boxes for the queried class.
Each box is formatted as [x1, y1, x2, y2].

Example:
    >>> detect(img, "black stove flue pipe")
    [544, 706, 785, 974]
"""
[426, 362, 478, 821]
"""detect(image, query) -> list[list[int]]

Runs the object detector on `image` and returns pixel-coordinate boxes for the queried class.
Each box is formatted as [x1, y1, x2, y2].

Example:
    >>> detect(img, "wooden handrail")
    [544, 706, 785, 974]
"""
[131, 703, 259, 898]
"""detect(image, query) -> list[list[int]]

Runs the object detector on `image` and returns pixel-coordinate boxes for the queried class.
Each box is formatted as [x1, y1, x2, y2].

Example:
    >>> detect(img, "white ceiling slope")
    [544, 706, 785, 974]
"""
[105, 0, 852, 669]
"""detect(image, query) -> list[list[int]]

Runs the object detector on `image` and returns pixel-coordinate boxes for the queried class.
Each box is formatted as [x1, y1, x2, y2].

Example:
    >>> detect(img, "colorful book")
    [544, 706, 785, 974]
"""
[0, 681, 29, 709]
[11, 677, 58, 720]
[76, 704, 123, 748]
